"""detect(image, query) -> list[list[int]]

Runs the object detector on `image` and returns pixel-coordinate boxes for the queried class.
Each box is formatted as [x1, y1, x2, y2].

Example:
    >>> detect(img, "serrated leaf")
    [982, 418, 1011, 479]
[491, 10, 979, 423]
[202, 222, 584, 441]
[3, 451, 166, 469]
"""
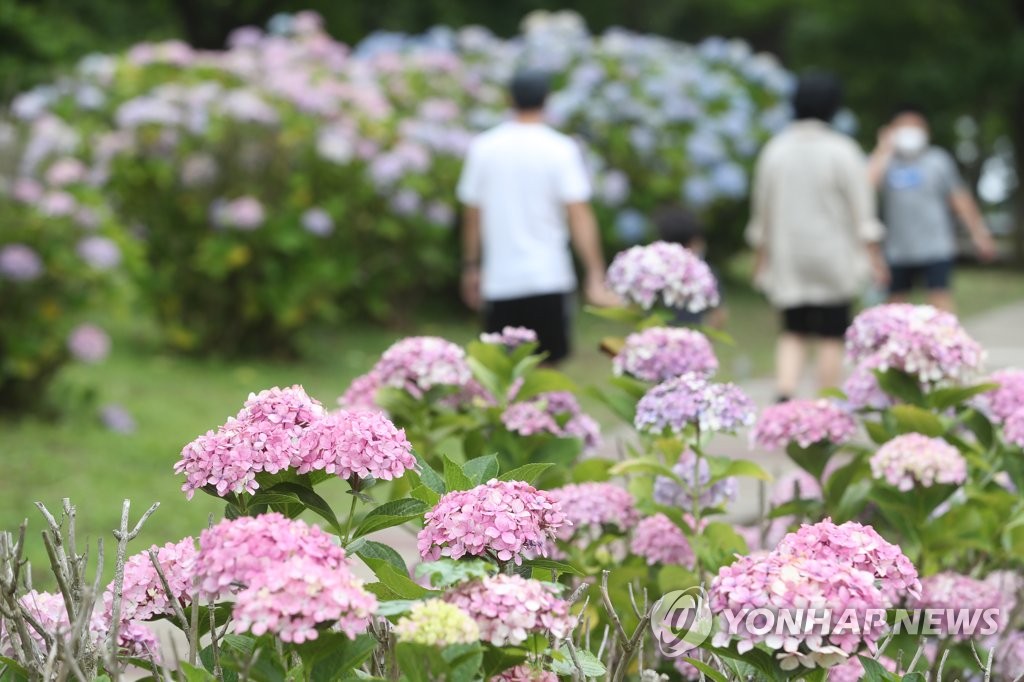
[549, 645, 606, 676]
[299, 634, 377, 682]
[864, 419, 891, 444]
[572, 458, 614, 483]
[354, 539, 409, 574]
[374, 599, 419, 617]
[926, 382, 998, 411]
[888, 404, 945, 437]
[443, 455, 473, 492]
[178, 662, 216, 682]
[521, 557, 583, 576]
[409, 484, 440, 506]
[705, 456, 772, 481]
[875, 369, 924, 406]
[362, 558, 434, 599]
[414, 558, 495, 588]
[352, 498, 427, 539]
[463, 454, 499, 484]
[584, 304, 646, 324]
[252, 482, 342, 534]
[680, 658, 729, 682]
[498, 462, 553, 483]
[609, 457, 680, 481]
[414, 454, 445, 494]
[514, 369, 578, 401]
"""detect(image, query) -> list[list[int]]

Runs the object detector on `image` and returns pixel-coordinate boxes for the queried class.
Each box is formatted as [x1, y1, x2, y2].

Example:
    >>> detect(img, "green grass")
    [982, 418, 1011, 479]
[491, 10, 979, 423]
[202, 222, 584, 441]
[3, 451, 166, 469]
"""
[3, 263, 1023, 585]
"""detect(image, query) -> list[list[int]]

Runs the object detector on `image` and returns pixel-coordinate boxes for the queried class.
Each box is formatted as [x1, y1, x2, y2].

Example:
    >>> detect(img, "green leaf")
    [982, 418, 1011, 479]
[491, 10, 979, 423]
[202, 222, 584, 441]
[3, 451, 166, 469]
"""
[353, 539, 409, 575]
[784, 441, 833, 480]
[298, 634, 377, 682]
[858, 655, 902, 682]
[252, 482, 342, 534]
[681, 658, 729, 682]
[0, 655, 31, 679]
[572, 458, 615, 482]
[875, 369, 924, 406]
[888, 404, 945, 437]
[178, 662, 216, 682]
[498, 462, 553, 483]
[362, 558, 435, 599]
[926, 382, 998, 411]
[962, 409, 995, 449]
[705, 456, 772, 481]
[531, 436, 583, 467]
[549, 644, 607, 676]
[352, 498, 427, 539]
[864, 419, 891, 444]
[609, 374, 650, 398]
[609, 457, 680, 481]
[465, 356, 504, 404]
[698, 324, 736, 347]
[657, 564, 699, 593]
[463, 454, 499, 484]
[415, 558, 495, 588]
[374, 599, 419, 616]
[443, 455, 474, 492]
[514, 369, 578, 401]
[587, 385, 637, 423]
[409, 484, 440, 506]
[521, 557, 584, 576]
[414, 454, 445, 494]
[585, 304, 646, 324]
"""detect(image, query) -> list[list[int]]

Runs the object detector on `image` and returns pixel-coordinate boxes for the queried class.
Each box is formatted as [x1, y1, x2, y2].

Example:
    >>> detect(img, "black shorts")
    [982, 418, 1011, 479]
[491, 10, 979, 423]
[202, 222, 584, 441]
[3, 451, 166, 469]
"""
[485, 293, 571, 362]
[889, 260, 953, 294]
[781, 304, 851, 339]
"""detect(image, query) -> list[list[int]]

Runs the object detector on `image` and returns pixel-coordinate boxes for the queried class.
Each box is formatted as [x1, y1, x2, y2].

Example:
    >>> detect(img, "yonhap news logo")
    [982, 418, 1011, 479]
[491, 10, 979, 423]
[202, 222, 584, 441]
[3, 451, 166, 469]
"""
[650, 586, 713, 657]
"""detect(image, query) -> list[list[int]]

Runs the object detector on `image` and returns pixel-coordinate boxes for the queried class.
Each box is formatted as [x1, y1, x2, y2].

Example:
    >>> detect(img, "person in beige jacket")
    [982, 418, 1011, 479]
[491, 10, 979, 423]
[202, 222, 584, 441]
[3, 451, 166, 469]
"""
[747, 72, 889, 401]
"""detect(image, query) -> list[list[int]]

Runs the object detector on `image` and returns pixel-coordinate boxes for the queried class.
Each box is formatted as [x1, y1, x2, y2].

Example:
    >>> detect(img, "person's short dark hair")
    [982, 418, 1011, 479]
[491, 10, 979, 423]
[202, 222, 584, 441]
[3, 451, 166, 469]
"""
[890, 102, 928, 121]
[509, 70, 551, 111]
[792, 71, 842, 122]
[652, 205, 704, 247]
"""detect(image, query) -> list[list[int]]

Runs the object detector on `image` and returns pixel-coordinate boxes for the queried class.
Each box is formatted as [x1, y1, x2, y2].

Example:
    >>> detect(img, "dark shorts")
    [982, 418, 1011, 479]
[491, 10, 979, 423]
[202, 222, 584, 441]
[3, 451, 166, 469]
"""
[889, 260, 954, 294]
[781, 304, 851, 339]
[485, 293, 571, 363]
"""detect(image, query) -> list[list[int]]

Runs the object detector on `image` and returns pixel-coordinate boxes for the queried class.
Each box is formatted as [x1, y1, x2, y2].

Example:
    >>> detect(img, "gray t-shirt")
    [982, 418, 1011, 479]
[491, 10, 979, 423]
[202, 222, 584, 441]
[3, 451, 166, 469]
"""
[881, 147, 964, 265]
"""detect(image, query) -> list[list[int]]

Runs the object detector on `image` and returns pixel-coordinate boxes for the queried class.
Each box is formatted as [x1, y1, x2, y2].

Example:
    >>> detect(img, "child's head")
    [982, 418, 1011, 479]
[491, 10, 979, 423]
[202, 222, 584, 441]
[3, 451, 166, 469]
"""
[652, 205, 706, 256]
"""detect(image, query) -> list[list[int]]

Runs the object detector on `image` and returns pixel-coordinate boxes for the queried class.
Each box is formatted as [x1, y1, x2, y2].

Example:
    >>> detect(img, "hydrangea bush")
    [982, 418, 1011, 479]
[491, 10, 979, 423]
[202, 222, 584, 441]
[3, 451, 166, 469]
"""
[3, 9, 791, 355]
[6, 232, 1024, 681]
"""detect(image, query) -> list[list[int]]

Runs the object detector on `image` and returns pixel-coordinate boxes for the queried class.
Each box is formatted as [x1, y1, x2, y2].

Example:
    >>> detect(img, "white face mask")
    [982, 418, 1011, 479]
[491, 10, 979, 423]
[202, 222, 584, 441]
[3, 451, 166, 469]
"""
[892, 126, 928, 156]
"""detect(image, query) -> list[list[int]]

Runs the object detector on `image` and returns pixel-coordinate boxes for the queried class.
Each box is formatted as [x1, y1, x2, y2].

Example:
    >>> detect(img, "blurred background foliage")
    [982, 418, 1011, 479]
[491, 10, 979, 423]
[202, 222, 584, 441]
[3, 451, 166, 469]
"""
[4, 0, 1023, 252]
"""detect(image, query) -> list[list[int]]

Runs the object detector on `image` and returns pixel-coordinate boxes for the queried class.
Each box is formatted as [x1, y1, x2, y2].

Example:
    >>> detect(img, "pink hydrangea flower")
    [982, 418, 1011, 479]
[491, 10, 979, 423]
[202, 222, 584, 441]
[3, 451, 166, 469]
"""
[444, 574, 573, 646]
[77, 236, 122, 270]
[232, 556, 376, 642]
[44, 158, 87, 186]
[501, 391, 602, 455]
[630, 513, 696, 567]
[869, 433, 967, 491]
[1005, 408, 1024, 448]
[374, 336, 472, 398]
[653, 449, 737, 510]
[613, 327, 718, 382]
[908, 572, 1004, 641]
[634, 373, 755, 435]
[751, 399, 856, 450]
[996, 631, 1024, 681]
[418, 479, 567, 565]
[175, 385, 325, 499]
[709, 552, 888, 670]
[978, 368, 1024, 423]
[105, 537, 198, 623]
[213, 195, 265, 230]
[606, 241, 719, 313]
[295, 409, 415, 482]
[775, 519, 921, 605]
[828, 656, 896, 682]
[337, 371, 384, 412]
[196, 513, 345, 597]
[490, 665, 557, 682]
[480, 326, 538, 349]
[842, 355, 894, 411]
[67, 323, 111, 363]
[845, 304, 985, 385]
[550, 482, 638, 539]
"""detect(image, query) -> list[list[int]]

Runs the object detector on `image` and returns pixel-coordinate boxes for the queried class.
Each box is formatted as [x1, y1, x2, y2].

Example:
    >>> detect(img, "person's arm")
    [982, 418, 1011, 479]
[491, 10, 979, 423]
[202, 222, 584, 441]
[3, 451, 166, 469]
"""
[843, 144, 890, 288]
[460, 205, 482, 310]
[745, 150, 770, 288]
[566, 202, 619, 307]
[949, 187, 997, 261]
[866, 125, 894, 188]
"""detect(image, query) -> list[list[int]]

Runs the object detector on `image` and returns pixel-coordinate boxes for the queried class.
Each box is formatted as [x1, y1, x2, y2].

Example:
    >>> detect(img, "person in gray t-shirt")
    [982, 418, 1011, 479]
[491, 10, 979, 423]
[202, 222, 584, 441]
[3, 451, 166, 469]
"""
[868, 105, 996, 312]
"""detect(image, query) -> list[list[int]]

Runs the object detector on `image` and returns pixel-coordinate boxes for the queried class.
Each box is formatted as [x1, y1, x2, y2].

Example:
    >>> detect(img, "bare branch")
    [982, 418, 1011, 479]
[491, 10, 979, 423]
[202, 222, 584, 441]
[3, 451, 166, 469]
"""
[599, 571, 628, 643]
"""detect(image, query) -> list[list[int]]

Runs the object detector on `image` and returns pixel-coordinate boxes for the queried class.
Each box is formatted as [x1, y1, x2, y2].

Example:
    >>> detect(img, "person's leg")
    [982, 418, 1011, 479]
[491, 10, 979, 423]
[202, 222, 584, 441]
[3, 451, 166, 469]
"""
[887, 264, 914, 304]
[923, 260, 955, 312]
[813, 303, 851, 391]
[777, 308, 810, 400]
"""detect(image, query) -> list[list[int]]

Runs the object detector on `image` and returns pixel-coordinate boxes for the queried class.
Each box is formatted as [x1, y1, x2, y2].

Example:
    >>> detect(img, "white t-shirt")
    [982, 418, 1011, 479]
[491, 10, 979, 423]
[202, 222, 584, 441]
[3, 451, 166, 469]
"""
[457, 121, 591, 301]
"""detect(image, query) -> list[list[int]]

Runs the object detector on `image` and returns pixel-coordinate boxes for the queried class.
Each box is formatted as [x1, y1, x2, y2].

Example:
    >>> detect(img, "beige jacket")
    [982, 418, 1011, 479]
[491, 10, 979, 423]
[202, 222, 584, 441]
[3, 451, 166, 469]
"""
[746, 120, 884, 308]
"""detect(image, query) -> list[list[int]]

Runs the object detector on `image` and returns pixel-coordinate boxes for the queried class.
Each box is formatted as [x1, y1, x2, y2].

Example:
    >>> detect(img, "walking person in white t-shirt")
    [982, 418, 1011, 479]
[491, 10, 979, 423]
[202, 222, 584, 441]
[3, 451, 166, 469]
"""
[457, 70, 618, 363]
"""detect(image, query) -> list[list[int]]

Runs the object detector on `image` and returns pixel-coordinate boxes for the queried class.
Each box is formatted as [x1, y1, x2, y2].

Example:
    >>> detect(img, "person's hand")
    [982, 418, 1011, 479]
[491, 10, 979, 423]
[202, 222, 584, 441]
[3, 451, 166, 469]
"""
[874, 124, 894, 154]
[973, 232, 998, 262]
[584, 273, 621, 308]
[460, 266, 482, 311]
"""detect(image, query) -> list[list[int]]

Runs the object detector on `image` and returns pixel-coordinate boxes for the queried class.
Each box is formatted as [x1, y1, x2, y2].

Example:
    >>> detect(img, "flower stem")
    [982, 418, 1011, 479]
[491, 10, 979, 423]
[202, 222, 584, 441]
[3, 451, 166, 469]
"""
[342, 493, 359, 546]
